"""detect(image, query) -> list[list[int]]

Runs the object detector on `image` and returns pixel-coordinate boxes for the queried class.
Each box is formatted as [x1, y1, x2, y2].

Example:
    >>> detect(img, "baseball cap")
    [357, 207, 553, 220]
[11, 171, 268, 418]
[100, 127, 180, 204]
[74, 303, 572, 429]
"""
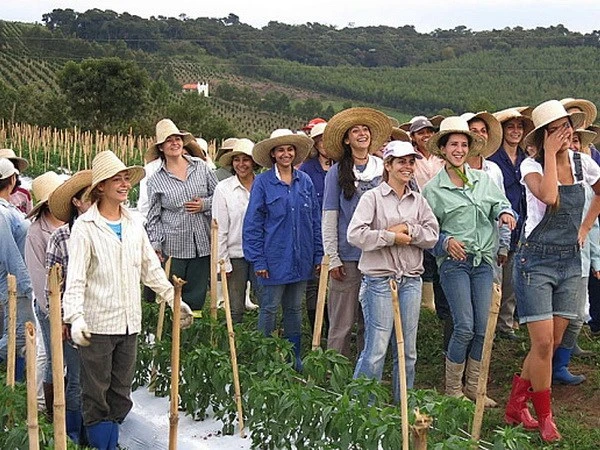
[0, 158, 19, 180]
[382, 141, 422, 160]
[409, 118, 434, 134]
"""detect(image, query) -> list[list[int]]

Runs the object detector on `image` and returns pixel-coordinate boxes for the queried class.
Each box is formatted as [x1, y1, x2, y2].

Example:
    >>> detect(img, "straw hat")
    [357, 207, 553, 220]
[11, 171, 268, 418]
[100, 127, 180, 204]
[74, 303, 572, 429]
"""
[48, 170, 93, 222]
[427, 117, 485, 158]
[0, 158, 19, 180]
[252, 129, 313, 168]
[323, 107, 392, 161]
[144, 119, 194, 163]
[0, 148, 28, 172]
[460, 112, 503, 158]
[574, 129, 597, 151]
[27, 171, 66, 219]
[589, 125, 600, 146]
[86, 150, 145, 201]
[523, 100, 586, 148]
[215, 137, 239, 162]
[560, 98, 597, 129]
[219, 138, 256, 167]
[493, 108, 535, 140]
[391, 127, 411, 142]
[387, 116, 400, 128]
[310, 122, 327, 139]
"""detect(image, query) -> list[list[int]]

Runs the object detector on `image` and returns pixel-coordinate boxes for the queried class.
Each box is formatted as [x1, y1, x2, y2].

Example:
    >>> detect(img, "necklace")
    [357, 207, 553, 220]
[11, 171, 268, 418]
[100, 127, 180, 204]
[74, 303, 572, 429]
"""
[353, 154, 369, 162]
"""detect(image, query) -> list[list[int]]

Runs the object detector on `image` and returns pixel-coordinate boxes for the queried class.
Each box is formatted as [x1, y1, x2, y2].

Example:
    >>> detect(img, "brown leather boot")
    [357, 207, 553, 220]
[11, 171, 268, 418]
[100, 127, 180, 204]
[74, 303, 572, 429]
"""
[463, 357, 498, 408]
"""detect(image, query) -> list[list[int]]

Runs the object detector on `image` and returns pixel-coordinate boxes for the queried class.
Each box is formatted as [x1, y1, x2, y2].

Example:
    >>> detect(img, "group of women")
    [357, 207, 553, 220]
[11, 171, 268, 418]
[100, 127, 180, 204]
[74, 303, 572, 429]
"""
[0, 95, 598, 447]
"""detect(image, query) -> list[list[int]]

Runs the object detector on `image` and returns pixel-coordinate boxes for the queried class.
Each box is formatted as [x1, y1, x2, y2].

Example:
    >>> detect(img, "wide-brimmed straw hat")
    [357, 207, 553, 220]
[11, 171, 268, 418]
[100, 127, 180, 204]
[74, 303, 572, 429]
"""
[560, 98, 598, 129]
[219, 138, 256, 167]
[387, 116, 400, 128]
[48, 170, 93, 223]
[86, 150, 145, 201]
[523, 100, 586, 148]
[253, 129, 313, 168]
[27, 171, 66, 219]
[427, 117, 485, 158]
[460, 111, 503, 158]
[0, 148, 28, 172]
[574, 129, 597, 151]
[323, 107, 392, 161]
[493, 108, 535, 135]
[215, 137, 239, 162]
[588, 125, 600, 147]
[144, 119, 195, 163]
[391, 127, 411, 142]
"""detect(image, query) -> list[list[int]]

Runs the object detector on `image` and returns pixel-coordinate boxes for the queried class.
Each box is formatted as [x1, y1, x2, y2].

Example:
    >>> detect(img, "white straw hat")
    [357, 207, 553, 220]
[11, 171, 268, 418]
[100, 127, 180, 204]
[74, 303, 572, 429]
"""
[0, 158, 19, 180]
[560, 98, 597, 129]
[460, 111, 503, 158]
[48, 170, 93, 222]
[252, 129, 313, 168]
[0, 149, 28, 172]
[145, 119, 195, 162]
[85, 150, 145, 201]
[523, 100, 586, 148]
[219, 138, 256, 167]
[27, 171, 66, 219]
[427, 117, 485, 157]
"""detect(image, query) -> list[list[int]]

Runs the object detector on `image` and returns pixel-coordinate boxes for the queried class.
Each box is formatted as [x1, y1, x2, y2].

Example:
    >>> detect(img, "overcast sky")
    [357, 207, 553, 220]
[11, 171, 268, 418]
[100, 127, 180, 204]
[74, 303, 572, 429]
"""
[3, 1, 600, 33]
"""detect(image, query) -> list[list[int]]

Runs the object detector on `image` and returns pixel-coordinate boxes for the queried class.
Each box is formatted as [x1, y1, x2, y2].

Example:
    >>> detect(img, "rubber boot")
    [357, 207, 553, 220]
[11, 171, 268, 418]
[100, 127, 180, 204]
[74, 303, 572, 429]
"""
[445, 358, 465, 398]
[15, 356, 25, 382]
[65, 410, 84, 444]
[552, 347, 586, 385]
[43, 382, 54, 423]
[287, 334, 303, 372]
[421, 282, 436, 311]
[530, 388, 561, 442]
[504, 374, 539, 430]
[108, 422, 119, 450]
[86, 421, 113, 450]
[463, 357, 498, 407]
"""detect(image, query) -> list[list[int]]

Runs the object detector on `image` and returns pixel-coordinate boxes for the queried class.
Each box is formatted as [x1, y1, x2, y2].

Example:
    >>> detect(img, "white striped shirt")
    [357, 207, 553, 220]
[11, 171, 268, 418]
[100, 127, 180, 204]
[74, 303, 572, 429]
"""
[62, 203, 174, 334]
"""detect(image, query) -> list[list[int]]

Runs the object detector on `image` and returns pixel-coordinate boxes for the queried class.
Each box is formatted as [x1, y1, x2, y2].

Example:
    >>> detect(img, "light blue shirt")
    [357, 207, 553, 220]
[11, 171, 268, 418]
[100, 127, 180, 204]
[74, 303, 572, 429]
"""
[0, 198, 32, 298]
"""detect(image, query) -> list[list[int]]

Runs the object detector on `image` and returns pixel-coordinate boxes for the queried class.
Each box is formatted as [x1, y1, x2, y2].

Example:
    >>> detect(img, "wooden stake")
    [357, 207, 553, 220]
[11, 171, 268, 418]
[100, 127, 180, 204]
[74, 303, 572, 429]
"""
[150, 257, 172, 392]
[25, 322, 39, 450]
[311, 254, 330, 351]
[169, 275, 186, 450]
[411, 408, 432, 450]
[210, 219, 219, 321]
[219, 260, 246, 437]
[390, 279, 409, 450]
[471, 282, 502, 441]
[6, 274, 17, 388]
[48, 264, 67, 450]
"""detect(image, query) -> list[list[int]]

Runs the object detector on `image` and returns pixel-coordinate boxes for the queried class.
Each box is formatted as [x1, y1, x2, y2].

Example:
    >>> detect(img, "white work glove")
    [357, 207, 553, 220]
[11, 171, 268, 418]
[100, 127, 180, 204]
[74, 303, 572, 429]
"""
[179, 301, 194, 330]
[71, 317, 91, 347]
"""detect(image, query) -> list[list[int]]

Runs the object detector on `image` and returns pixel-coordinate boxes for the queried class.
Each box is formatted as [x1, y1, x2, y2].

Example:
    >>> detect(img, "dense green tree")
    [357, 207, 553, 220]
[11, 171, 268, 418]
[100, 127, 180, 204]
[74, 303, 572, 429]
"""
[165, 93, 235, 140]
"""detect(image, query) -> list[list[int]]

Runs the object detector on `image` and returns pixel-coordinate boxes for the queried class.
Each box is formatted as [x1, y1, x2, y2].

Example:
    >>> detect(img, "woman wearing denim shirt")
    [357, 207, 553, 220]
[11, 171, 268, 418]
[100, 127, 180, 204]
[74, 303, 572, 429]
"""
[422, 117, 516, 408]
[243, 129, 323, 371]
[347, 141, 438, 403]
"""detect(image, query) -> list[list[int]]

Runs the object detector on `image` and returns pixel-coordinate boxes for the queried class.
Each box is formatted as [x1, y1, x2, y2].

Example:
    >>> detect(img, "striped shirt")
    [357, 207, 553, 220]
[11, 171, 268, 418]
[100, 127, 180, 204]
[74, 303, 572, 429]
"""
[146, 156, 218, 259]
[62, 203, 174, 335]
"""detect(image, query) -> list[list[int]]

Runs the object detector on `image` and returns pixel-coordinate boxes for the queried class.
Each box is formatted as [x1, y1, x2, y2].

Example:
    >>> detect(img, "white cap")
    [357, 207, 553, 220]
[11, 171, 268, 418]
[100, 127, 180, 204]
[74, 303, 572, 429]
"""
[0, 158, 19, 180]
[382, 141, 422, 160]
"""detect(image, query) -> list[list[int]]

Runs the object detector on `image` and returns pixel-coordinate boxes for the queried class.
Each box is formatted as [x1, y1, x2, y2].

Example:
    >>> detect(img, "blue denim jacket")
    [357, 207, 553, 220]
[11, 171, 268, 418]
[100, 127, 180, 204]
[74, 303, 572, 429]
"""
[0, 198, 32, 298]
[243, 168, 323, 286]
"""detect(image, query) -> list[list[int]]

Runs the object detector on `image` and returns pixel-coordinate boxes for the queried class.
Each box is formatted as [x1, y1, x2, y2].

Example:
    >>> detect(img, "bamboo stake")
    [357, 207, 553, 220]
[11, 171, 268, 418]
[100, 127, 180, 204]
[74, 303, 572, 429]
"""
[411, 408, 432, 450]
[6, 274, 17, 388]
[48, 264, 67, 450]
[25, 322, 39, 450]
[150, 257, 172, 392]
[471, 282, 502, 441]
[169, 274, 186, 450]
[219, 260, 246, 438]
[390, 279, 409, 450]
[311, 254, 330, 350]
[210, 219, 219, 321]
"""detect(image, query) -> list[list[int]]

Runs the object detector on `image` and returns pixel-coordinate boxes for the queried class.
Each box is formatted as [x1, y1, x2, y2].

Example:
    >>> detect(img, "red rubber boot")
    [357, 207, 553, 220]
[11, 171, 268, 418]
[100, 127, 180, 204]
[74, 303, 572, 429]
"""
[504, 374, 539, 430]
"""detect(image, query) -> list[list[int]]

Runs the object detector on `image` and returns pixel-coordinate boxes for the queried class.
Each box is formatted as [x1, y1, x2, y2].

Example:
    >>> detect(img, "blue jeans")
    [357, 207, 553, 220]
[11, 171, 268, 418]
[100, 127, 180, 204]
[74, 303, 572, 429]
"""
[258, 281, 307, 338]
[354, 275, 421, 404]
[0, 294, 35, 361]
[35, 303, 53, 383]
[440, 257, 493, 364]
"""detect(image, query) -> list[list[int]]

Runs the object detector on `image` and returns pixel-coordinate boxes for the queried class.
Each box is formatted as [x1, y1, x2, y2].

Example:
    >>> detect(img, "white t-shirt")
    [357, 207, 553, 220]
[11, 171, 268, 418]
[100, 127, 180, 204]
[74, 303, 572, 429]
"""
[520, 150, 600, 238]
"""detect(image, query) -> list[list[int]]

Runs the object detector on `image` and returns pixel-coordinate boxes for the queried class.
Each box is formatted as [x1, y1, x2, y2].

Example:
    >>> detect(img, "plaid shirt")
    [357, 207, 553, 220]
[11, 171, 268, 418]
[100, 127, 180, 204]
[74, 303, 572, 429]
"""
[44, 224, 71, 309]
[146, 156, 218, 259]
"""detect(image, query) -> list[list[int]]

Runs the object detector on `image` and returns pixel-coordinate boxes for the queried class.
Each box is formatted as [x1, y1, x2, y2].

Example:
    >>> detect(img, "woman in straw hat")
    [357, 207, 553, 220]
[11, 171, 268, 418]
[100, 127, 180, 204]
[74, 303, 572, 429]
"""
[0, 158, 35, 381]
[243, 129, 323, 371]
[421, 117, 516, 409]
[0, 148, 32, 215]
[62, 150, 194, 450]
[146, 119, 218, 314]
[504, 100, 600, 442]
[321, 107, 392, 359]
[211, 138, 262, 323]
[23, 171, 65, 419]
[347, 140, 439, 403]
[41, 170, 93, 444]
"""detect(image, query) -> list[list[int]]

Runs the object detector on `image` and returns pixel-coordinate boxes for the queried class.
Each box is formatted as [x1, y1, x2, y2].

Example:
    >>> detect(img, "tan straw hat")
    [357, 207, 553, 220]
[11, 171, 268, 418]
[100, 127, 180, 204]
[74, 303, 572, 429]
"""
[324, 107, 392, 161]
[48, 170, 93, 222]
[253, 129, 313, 168]
[219, 138, 256, 167]
[391, 127, 411, 142]
[27, 171, 66, 219]
[560, 98, 598, 129]
[523, 100, 586, 148]
[427, 116, 485, 157]
[0, 148, 28, 172]
[574, 129, 597, 151]
[144, 119, 194, 163]
[387, 116, 400, 128]
[86, 150, 145, 201]
[589, 124, 600, 146]
[460, 111, 503, 158]
[215, 137, 239, 162]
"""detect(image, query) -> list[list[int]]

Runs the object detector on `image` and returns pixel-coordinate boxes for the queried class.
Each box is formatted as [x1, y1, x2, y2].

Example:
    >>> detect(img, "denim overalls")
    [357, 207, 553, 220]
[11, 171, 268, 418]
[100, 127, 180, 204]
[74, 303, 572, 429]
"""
[513, 153, 584, 323]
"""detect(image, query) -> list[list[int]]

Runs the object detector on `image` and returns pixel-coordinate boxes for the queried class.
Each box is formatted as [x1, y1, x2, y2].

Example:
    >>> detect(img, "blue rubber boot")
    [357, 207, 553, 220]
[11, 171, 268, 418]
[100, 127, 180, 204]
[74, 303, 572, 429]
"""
[65, 410, 84, 444]
[552, 347, 586, 385]
[108, 422, 119, 450]
[86, 421, 113, 450]
[287, 334, 303, 372]
[15, 356, 25, 382]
